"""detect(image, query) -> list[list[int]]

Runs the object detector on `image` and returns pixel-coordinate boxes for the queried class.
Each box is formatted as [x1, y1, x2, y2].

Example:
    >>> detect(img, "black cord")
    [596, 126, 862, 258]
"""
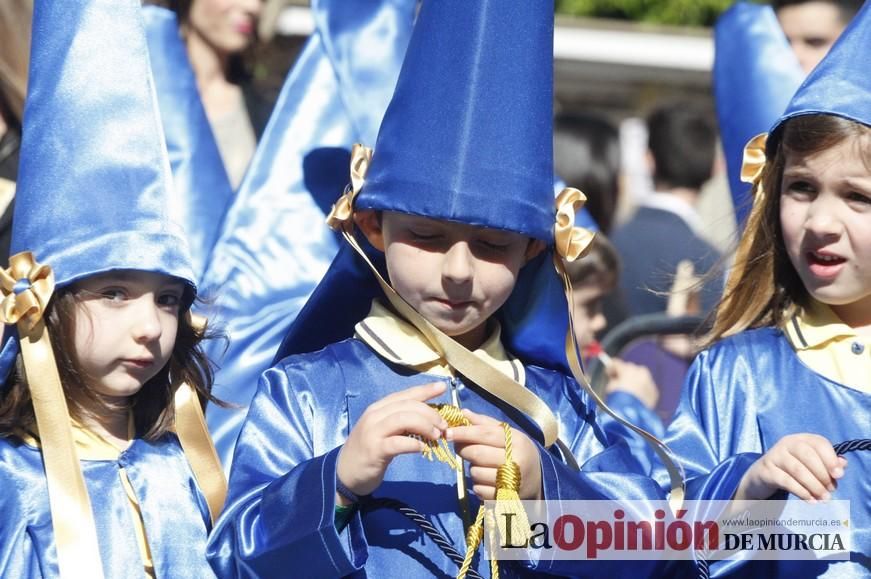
[361, 497, 485, 579]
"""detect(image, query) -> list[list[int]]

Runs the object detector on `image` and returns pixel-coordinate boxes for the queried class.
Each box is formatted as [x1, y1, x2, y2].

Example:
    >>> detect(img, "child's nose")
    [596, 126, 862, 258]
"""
[133, 300, 163, 343]
[442, 242, 474, 284]
[805, 199, 843, 238]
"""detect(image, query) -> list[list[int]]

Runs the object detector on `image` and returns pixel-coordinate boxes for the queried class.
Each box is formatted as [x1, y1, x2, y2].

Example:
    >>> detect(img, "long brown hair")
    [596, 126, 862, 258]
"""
[0, 286, 220, 440]
[707, 114, 871, 344]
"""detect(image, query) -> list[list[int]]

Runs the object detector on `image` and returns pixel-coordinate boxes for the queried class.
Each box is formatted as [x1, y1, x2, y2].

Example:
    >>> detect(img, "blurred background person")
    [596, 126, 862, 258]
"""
[554, 111, 621, 234]
[609, 101, 720, 322]
[160, 0, 268, 189]
[0, 0, 32, 269]
[772, 0, 863, 73]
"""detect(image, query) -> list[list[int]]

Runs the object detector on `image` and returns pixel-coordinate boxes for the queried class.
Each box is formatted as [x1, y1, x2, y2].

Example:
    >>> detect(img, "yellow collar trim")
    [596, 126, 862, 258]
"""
[785, 300, 859, 350]
[20, 413, 135, 460]
[354, 300, 525, 383]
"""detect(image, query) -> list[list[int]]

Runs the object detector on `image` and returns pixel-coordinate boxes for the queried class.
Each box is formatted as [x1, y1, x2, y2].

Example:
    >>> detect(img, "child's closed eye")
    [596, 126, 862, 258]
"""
[475, 239, 511, 252]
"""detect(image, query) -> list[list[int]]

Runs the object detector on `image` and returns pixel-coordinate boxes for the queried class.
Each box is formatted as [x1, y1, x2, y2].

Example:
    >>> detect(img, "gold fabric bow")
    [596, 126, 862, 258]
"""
[740, 133, 768, 186]
[554, 187, 596, 262]
[0, 251, 55, 331]
[326, 144, 373, 230]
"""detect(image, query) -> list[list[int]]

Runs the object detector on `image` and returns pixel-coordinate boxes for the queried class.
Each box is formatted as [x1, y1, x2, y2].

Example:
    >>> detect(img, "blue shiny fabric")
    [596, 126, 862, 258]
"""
[208, 339, 667, 578]
[142, 5, 235, 279]
[768, 0, 871, 151]
[661, 329, 870, 577]
[713, 3, 802, 227]
[0, 434, 215, 578]
[11, 0, 195, 292]
[357, 0, 556, 242]
[201, 0, 416, 470]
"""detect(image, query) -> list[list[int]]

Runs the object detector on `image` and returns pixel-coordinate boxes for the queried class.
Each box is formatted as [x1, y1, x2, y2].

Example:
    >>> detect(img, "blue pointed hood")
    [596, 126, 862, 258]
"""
[713, 2, 803, 226]
[143, 5, 235, 279]
[278, 0, 583, 378]
[11, 0, 195, 292]
[357, 0, 555, 241]
[769, 0, 871, 146]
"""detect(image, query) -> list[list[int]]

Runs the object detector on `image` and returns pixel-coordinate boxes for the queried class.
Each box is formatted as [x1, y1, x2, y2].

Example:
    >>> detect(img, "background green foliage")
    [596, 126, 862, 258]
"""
[555, 0, 739, 27]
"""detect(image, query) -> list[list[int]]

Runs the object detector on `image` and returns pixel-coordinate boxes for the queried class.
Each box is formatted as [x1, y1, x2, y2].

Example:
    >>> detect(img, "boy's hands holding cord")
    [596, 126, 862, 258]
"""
[336, 382, 448, 505]
[447, 409, 543, 500]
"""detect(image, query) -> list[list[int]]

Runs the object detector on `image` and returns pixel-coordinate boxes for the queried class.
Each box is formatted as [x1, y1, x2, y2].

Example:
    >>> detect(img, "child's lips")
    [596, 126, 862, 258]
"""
[121, 358, 154, 369]
[432, 297, 473, 309]
[805, 250, 846, 280]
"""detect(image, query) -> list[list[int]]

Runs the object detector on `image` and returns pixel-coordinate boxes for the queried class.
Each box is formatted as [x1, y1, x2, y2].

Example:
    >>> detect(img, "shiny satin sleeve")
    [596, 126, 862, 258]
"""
[0, 456, 40, 577]
[598, 391, 665, 475]
[207, 362, 366, 578]
[658, 345, 762, 502]
[529, 371, 670, 577]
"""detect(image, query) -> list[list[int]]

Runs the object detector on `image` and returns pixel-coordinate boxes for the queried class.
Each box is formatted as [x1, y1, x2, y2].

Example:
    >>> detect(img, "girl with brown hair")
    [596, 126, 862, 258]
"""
[662, 3, 871, 575]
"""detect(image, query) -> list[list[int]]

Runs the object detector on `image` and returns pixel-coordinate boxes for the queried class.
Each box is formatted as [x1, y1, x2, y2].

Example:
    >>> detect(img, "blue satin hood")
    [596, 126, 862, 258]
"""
[713, 2, 802, 226]
[768, 0, 871, 151]
[357, 0, 556, 242]
[11, 0, 195, 292]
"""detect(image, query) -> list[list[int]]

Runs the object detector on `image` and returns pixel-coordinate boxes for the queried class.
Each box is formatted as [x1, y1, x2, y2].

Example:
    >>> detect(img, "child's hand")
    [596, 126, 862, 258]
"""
[336, 382, 448, 502]
[447, 409, 543, 500]
[604, 359, 660, 410]
[735, 433, 847, 502]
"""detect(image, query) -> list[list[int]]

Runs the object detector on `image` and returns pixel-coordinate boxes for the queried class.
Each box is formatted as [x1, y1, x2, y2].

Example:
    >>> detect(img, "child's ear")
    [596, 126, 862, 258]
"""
[525, 239, 546, 263]
[354, 210, 385, 251]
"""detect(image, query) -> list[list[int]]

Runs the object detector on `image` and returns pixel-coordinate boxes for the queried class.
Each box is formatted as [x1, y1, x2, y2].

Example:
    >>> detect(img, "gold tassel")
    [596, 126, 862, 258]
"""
[457, 505, 485, 579]
[417, 405, 529, 578]
[494, 423, 531, 547]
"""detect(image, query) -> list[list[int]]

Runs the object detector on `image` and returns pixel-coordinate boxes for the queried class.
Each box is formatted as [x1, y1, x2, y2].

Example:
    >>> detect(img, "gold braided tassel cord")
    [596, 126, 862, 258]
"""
[421, 405, 528, 579]
[494, 423, 531, 548]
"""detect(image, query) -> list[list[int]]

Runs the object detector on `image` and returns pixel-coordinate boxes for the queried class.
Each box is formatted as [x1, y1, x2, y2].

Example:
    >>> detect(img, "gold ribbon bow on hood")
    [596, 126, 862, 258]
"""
[0, 251, 55, 330]
[326, 144, 373, 232]
[554, 187, 596, 262]
[741, 132, 768, 188]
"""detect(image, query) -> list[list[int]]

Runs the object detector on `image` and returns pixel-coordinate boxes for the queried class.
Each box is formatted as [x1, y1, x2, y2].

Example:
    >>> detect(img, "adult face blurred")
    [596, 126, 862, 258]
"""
[187, 0, 263, 57]
[776, 2, 848, 74]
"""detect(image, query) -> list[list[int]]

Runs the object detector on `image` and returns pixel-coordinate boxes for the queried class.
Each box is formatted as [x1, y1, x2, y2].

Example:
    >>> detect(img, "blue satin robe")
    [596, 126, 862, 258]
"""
[0, 434, 215, 578]
[207, 338, 668, 578]
[662, 328, 870, 577]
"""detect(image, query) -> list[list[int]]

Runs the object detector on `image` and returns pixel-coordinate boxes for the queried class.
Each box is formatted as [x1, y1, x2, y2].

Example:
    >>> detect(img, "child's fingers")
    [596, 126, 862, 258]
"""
[789, 443, 836, 492]
[472, 484, 496, 501]
[375, 407, 446, 441]
[370, 382, 446, 411]
[469, 465, 497, 488]
[835, 456, 848, 477]
[369, 399, 448, 432]
[461, 408, 502, 427]
[455, 443, 505, 467]
[775, 471, 816, 502]
[778, 454, 830, 500]
[447, 424, 505, 448]
[381, 435, 427, 459]
[803, 435, 844, 478]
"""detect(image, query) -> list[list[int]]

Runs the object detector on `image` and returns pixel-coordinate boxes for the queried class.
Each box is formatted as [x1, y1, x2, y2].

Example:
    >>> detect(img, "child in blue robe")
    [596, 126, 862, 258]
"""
[208, 1, 674, 577]
[662, 3, 871, 576]
[0, 1, 224, 576]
